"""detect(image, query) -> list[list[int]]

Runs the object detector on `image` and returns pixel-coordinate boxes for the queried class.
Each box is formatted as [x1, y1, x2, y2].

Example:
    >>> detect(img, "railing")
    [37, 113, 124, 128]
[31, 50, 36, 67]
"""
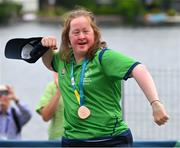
[0, 140, 179, 147]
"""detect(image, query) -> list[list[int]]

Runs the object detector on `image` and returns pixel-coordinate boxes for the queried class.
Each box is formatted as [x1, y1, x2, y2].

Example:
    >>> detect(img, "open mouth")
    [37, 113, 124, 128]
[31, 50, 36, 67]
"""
[78, 41, 87, 45]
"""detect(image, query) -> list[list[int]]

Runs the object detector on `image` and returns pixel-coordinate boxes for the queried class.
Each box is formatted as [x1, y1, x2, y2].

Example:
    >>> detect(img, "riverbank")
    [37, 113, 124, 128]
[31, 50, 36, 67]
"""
[1, 12, 180, 27]
[21, 13, 180, 27]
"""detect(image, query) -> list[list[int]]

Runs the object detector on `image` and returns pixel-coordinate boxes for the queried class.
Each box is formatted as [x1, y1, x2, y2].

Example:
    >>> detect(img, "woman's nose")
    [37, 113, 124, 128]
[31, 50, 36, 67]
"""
[78, 32, 85, 39]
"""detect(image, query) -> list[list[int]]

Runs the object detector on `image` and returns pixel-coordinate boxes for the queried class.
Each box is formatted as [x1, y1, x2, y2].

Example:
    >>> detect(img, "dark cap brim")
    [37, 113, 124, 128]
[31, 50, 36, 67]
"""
[4, 37, 48, 63]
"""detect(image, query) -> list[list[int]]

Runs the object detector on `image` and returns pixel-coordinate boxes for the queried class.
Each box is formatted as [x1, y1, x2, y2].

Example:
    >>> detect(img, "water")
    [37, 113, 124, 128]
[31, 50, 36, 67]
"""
[0, 22, 180, 140]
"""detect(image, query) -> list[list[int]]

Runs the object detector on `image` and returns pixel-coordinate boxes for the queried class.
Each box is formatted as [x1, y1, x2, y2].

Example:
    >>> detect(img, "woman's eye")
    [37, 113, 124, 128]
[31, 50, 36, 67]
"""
[73, 31, 79, 35]
[84, 30, 89, 34]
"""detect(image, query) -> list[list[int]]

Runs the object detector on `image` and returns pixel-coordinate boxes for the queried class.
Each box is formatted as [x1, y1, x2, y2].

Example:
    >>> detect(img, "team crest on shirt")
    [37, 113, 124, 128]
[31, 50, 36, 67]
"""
[84, 69, 92, 85]
[61, 68, 66, 76]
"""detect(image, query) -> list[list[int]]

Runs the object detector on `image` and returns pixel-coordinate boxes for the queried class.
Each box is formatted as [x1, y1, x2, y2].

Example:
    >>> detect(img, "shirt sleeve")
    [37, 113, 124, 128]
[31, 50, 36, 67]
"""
[51, 51, 60, 72]
[15, 101, 32, 126]
[100, 49, 140, 81]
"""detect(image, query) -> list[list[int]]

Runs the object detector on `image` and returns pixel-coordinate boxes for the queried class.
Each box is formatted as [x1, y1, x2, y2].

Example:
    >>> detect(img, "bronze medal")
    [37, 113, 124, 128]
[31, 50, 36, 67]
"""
[78, 106, 91, 119]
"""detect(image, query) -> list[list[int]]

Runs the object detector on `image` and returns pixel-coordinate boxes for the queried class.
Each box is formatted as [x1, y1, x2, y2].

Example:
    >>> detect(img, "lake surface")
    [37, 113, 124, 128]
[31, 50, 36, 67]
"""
[0, 22, 180, 140]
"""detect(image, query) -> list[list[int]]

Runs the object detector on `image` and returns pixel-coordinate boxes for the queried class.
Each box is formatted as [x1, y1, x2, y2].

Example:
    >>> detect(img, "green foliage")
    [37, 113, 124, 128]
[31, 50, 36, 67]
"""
[166, 8, 176, 16]
[92, 5, 119, 15]
[37, 6, 67, 17]
[55, 7, 68, 16]
[115, 0, 145, 23]
[0, 1, 22, 24]
[38, 0, 174, 24]
[78, 0, 145, 23]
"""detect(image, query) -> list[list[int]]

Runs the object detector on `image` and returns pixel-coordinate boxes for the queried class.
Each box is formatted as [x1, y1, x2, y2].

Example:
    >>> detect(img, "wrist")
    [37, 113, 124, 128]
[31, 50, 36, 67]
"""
[150, 99, 160, 106]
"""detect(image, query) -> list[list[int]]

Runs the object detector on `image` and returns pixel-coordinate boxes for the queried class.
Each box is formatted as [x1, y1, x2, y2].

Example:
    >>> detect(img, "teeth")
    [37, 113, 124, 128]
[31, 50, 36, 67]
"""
[78, 40, 87, 45]
[79, 42, 86, 45]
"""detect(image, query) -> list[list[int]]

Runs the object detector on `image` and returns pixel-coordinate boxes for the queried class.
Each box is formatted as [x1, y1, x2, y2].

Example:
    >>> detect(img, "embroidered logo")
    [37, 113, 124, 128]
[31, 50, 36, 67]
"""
[84, 69, 92, 85]
[61, 68, 66, 76]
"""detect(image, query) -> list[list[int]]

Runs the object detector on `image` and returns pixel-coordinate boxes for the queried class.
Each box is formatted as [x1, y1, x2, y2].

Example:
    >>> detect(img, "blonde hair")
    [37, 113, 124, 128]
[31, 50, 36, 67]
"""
[60, 8, 105, 62]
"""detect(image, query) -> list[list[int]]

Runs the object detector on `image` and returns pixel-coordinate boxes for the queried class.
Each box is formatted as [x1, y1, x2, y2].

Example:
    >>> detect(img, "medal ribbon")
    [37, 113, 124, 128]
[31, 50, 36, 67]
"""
[71, 59, 88, 106]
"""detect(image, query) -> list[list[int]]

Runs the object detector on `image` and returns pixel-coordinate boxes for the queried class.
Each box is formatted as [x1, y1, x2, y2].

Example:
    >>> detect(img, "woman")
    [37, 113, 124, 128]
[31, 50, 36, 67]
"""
[40, 8, 169, 147]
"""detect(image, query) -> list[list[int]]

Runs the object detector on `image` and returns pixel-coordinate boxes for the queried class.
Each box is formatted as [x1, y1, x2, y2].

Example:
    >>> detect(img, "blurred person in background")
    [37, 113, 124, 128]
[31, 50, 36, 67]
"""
[36, 72, 64, 140]
[0, 85, 32, 140]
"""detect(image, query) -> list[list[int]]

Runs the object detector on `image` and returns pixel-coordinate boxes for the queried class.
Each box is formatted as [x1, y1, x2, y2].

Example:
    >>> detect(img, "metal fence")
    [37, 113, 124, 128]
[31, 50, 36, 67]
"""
[123, 68, 180, 141]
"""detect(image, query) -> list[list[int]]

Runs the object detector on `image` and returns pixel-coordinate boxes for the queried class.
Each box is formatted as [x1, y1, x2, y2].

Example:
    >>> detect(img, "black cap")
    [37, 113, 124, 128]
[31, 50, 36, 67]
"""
[4, 37, 49, 63]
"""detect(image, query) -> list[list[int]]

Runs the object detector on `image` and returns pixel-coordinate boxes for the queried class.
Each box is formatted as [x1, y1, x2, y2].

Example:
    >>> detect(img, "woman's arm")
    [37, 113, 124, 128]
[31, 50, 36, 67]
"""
[40, 88, 61, 122]
[41, 36, 58, 71]
[131, 64, 169, 125]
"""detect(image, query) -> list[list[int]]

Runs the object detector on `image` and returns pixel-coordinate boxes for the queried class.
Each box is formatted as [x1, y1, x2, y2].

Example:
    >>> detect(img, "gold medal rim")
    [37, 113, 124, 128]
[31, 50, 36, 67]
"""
[78, 106, 90, 119]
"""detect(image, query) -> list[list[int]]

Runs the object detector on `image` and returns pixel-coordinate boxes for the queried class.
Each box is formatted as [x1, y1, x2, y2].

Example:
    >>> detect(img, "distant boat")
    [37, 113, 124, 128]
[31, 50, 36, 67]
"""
[144, 13, 167, 23]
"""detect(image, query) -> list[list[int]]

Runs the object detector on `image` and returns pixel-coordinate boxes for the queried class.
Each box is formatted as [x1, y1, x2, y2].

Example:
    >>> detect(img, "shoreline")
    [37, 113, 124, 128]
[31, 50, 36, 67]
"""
[32, 14, 180, 27]
[1, 14, 180, 27]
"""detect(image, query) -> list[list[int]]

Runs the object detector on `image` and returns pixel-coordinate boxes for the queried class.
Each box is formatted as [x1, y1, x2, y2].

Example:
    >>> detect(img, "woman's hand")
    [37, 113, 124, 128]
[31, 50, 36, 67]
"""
[41, 36, 57, 49]
[151, 101, 169, 125]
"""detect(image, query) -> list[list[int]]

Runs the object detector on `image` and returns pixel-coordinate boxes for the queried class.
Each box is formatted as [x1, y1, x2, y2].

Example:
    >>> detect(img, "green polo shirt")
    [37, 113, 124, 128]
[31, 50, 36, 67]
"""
[52, 49, 139, 139]
[36, 81, 64, 140]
